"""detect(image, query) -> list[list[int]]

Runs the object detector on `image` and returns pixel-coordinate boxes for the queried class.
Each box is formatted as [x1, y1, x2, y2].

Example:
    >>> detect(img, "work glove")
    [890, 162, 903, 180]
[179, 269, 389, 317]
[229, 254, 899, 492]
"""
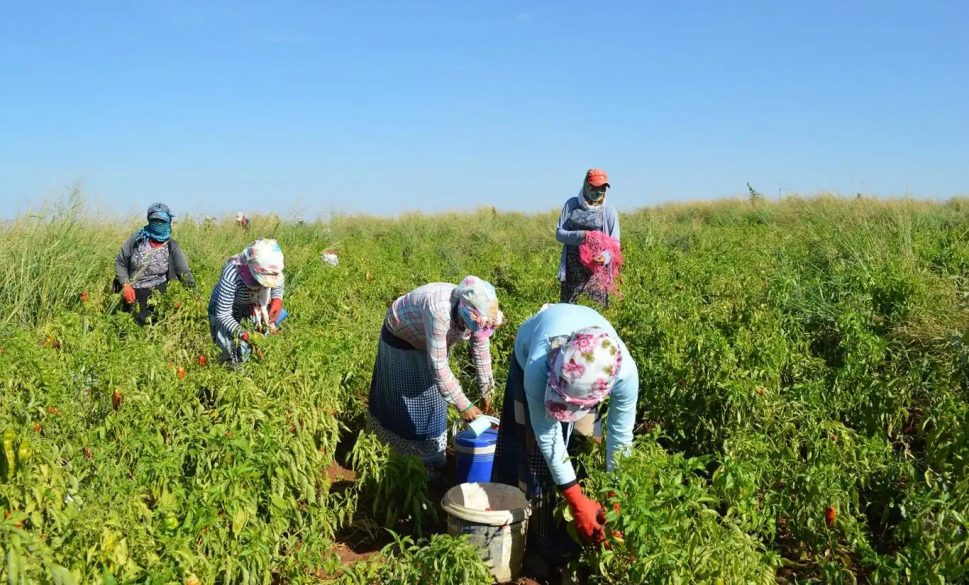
[562, 484, 605, 543]
[268, 298, 283, 323]
[121, 283, 136, 304]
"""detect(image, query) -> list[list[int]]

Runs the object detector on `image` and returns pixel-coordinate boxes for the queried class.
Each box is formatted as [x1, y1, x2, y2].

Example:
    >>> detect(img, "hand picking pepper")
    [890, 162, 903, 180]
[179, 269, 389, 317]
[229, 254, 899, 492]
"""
[267, 298, 283, 323]
[562, 484, 606, 543]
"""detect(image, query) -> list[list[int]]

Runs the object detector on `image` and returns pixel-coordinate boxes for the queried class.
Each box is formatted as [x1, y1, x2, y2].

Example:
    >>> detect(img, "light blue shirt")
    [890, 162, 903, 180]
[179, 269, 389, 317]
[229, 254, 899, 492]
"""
[514, 303, 639, 487]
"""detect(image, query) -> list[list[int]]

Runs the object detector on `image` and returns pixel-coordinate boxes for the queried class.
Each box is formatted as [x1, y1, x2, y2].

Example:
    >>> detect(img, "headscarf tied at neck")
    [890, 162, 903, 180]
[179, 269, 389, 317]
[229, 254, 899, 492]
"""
[136, 202, 174, 242]
[452, 275, 504, 339]
[545, 326, 622, 422]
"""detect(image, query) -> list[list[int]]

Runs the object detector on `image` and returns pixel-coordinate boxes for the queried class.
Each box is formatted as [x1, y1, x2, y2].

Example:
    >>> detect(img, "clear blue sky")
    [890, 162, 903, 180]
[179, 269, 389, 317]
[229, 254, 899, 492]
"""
[2, 1, 967, 219]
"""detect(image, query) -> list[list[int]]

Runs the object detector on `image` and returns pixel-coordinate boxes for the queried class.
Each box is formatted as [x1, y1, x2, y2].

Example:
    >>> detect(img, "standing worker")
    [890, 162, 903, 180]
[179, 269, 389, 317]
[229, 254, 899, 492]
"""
[367, 276, 504, 468]
[556, 168, 621, 306]
[208, 239, 285, 364]
[114, 203, 196, 325]
[493, 303, 638, 579]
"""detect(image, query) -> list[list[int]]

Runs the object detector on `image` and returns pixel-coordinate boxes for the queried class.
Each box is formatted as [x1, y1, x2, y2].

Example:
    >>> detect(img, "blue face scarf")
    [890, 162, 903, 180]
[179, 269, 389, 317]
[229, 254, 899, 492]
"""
[138, 215, 172, 242]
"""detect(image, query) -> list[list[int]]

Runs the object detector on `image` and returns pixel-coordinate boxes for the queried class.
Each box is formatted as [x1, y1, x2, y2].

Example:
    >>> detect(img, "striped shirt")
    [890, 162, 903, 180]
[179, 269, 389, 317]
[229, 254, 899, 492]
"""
[385, 283, 495, 412]
[208, 259, 284, 335]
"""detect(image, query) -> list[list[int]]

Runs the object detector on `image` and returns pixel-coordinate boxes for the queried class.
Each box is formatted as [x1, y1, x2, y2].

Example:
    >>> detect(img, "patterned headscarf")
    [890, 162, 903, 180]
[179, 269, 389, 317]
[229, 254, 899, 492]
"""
[545, 327, 623, 422]
[452, 275, 504, 339]
[236, 239, 285, 288]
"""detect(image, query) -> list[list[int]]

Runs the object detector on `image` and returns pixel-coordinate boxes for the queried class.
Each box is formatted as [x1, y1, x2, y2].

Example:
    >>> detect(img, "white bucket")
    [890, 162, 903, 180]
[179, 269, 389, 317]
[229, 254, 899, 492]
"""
[441, 482, 531, 583]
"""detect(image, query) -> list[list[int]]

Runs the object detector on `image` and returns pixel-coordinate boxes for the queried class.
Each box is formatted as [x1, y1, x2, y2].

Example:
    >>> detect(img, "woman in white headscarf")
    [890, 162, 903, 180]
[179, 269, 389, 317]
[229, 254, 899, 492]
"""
[207, 239, 285, 364]
[367, 276, 504, 467]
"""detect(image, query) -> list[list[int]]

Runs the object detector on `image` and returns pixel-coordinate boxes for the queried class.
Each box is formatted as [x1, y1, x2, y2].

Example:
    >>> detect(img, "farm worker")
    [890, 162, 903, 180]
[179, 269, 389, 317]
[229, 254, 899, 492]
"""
[367, 276, 504, 468]
[556, 168, 621, 307]
[114, 203, 196, 325]
[492, 303, 638, 572]
[208, 239, 285, 364]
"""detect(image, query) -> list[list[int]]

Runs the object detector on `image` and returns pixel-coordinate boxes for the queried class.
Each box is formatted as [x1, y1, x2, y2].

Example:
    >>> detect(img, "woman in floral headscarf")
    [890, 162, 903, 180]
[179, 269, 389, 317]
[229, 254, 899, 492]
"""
[367, 276, 504, 467]
[208, 239, 285, 364]
[556, 168, 621, 306]
[493, 303, 638, 574]
[114, 203, 196, 325]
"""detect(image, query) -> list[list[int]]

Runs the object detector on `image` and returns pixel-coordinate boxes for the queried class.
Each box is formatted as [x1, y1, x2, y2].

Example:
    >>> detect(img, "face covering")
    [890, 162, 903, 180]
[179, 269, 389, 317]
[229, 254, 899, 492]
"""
[143, 218, 172, 242]
[583, 183, 607, 205]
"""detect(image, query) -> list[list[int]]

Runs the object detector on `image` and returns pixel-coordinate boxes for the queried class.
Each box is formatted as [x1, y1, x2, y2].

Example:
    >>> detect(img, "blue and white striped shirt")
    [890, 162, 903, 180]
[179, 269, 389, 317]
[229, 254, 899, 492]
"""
[208, 259, 284, 334]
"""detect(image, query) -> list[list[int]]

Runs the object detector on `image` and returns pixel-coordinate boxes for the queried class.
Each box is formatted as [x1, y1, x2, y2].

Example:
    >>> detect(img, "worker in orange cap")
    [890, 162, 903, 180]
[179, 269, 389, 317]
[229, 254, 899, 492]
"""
[555, 168, 622, 307]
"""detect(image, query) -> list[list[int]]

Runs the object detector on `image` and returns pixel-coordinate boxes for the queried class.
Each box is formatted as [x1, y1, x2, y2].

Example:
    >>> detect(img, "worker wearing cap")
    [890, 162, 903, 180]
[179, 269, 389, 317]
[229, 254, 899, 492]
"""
[556, 168, 621, 306]
[492, 303, 639, 574]
[114, 202, 196, 325]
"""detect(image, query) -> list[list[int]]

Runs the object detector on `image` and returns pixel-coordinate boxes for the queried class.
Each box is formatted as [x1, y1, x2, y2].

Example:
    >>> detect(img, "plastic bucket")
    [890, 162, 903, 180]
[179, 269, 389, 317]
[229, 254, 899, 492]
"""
[454, 427, 498, 484]
[442, 482, 531, 583]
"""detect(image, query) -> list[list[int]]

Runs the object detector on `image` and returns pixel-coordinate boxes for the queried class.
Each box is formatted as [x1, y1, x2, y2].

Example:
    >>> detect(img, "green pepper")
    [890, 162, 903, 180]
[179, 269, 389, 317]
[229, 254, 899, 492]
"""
[17, 438, 31, 471]
[2, 428, 16, 480]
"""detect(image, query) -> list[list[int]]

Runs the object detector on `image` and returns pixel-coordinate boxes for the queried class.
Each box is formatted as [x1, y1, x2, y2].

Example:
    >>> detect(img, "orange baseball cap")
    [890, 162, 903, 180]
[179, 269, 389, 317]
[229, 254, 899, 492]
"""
[586, 168, 610, 187]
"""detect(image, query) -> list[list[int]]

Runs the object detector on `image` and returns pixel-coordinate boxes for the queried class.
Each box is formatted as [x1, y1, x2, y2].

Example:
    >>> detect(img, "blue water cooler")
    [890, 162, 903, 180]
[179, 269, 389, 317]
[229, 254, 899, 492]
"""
[454, 428, 499, 483]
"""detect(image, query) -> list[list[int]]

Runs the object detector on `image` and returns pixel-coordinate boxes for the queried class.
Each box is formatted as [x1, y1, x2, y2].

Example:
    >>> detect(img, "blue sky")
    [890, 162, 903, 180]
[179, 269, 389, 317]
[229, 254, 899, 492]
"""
[1, 1, 967, 219]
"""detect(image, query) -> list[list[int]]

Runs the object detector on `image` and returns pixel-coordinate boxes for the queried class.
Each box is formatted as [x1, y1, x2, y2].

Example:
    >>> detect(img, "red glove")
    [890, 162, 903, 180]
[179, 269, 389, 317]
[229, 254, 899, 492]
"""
[562, 484, 605, 543]
[240, 331, 250, 343]
[268, 298, 283, 322]
[121, 283, 136, 304]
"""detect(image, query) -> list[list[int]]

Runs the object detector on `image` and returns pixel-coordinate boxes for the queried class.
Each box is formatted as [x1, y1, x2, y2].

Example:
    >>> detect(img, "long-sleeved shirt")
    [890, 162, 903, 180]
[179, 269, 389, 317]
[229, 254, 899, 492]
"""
[115, 235, 196, 289]
[208, 259, 284, 335]
[384, 283, 495, 412]
[514, 303, 638, 488]
[555, 196, 621, 282]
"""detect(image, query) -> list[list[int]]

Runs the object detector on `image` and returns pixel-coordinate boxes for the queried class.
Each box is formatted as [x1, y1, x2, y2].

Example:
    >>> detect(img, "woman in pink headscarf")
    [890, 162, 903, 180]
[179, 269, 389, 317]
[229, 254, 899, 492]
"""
[367, 276, 504, 467]
[493, 303, 639, 576]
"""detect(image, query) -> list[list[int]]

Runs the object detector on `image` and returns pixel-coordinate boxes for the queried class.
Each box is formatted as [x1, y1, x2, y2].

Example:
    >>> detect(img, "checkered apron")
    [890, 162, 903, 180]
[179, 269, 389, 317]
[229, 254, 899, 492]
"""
[492, 350, 582, 563]
[367, 325, 449, 466]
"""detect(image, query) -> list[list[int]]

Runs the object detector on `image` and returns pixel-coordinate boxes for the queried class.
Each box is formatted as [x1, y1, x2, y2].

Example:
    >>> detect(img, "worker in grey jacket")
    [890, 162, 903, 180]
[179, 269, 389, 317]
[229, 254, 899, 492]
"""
[556, 168, 621, 307]
[114, 203, 196, 325]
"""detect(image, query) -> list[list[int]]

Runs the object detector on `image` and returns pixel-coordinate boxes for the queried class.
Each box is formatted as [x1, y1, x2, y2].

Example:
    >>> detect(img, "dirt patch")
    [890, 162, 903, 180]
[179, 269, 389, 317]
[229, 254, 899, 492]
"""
[333, 542, 378, 564]
[325, 461, 356, 484]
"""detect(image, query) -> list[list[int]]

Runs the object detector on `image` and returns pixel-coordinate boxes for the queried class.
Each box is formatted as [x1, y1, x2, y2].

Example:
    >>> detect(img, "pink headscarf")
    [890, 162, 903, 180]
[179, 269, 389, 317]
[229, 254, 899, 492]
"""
[545, 327, 623, 422]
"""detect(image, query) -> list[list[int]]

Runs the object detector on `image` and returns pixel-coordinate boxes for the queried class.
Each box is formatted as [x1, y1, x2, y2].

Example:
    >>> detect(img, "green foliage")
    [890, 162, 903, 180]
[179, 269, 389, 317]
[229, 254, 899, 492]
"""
[2, 194, 969, 582]
[348, 431, 438, 537]
[338, 531, 492, 585]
